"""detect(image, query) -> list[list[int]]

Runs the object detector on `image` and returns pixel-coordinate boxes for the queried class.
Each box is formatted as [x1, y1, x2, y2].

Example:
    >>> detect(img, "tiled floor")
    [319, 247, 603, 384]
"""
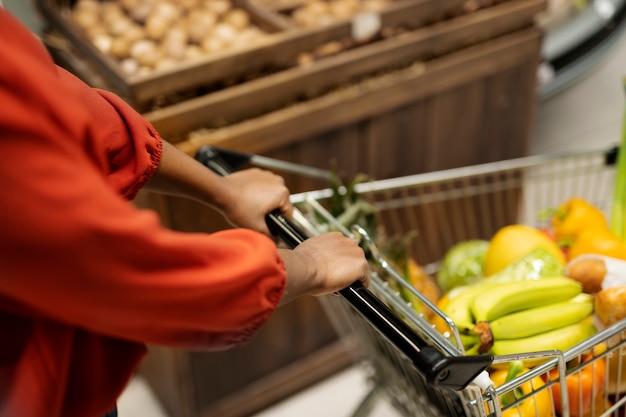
[5, 1, 626, 416]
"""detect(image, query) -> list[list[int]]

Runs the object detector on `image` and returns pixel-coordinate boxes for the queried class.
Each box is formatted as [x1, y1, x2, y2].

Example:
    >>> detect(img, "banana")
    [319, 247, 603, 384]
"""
[488, 293, 593, 340]
[470, 276, 583, 323]
[441, 283, 498, 335]
[458, 333, 480, 348]
[490, 321, 597, 358]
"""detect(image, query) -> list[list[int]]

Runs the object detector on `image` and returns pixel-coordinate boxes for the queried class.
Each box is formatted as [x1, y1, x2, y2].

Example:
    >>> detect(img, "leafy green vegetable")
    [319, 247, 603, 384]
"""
[484, 247, 564, 283]
[325, 166, 378, 239]
[437, 240, 489, 292]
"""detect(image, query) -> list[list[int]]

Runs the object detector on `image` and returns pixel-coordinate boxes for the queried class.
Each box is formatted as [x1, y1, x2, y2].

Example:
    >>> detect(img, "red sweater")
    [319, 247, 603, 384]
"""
[0, 9, 286, 417]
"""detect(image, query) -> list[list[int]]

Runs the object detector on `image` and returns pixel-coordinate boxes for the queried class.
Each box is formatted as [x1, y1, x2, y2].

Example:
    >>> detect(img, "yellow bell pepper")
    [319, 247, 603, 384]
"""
[490, 361, 553, 417]
[552, 197, 608, 241]
[568, 227, 626, 261]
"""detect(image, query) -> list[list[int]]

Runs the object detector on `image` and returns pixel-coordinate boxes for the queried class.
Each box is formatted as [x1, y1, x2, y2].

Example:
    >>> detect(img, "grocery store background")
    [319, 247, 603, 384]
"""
[4, 0, 626, 416]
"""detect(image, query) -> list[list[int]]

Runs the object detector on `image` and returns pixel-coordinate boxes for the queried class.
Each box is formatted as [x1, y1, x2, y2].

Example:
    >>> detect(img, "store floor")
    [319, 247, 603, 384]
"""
[4, 1, 626, 416]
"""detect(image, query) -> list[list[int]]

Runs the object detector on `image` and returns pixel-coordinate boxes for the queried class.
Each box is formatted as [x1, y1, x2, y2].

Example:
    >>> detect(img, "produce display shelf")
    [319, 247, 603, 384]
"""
[143, 0, 545, 144]
[35, 0, 478, 106]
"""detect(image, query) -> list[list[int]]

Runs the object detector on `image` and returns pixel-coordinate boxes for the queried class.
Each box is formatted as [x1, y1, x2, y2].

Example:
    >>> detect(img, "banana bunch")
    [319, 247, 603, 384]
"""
[439, 276, 597, 358]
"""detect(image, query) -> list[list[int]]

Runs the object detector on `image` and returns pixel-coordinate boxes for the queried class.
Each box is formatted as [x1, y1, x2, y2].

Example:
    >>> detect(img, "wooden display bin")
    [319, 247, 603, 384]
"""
[144, 0, 544, 142]
[38, 1, 546, 417]
[36, 0, 482, 109]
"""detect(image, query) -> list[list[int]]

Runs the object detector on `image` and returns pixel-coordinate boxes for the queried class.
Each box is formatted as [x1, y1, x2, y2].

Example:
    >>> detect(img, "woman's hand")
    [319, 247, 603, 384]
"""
[278, 232, 370, 305]
[145, 141, 292, 236]
[216, 168, 293, 235]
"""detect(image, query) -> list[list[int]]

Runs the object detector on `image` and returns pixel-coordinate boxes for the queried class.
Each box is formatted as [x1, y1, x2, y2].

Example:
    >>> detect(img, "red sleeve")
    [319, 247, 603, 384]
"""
[0, 9, 286, 350]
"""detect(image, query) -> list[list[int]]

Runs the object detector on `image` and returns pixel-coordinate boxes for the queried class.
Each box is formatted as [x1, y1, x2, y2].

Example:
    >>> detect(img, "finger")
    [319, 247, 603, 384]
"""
[278, 198, 294, 219]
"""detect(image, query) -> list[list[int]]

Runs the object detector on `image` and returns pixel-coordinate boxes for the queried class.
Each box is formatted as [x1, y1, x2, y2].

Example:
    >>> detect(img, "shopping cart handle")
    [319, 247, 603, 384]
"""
[195, 146, 493, 390]
[195, 146, 308, 247]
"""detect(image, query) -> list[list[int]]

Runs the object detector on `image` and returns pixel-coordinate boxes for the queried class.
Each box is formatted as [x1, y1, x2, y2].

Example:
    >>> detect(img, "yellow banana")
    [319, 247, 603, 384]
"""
[488, 293, 593, 340]
[441, 283, 497, 335]
[470, 276, 582, 323]
[490, 321, 597, 357]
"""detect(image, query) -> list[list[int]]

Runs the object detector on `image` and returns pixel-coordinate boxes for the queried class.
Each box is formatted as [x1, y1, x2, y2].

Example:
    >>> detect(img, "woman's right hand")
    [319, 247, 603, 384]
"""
[278, 232, 370, 305]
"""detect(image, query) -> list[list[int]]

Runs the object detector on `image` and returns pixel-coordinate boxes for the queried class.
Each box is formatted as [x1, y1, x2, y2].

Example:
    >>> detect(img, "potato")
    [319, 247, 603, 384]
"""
[91, 34, 113, 54]
[224, 9, 251, 30]
[110, 37, 133, 59]
[72, 9, 100, 30]
[186, 9, 218, 44]
[144, 13, 170, 40]
[595, 286, 626, 326]
[566, 257, 607, 294]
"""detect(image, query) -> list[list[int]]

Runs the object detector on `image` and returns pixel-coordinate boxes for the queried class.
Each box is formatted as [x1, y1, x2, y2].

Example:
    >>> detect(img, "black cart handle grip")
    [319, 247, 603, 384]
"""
[195, 146, 493, 390]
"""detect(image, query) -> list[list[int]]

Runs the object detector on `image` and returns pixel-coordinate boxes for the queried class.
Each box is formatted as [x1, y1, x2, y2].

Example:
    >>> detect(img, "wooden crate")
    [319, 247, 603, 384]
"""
[169, 27, 544, 174]
[37, 0, 500, 108]
[143, 0, 545, 141]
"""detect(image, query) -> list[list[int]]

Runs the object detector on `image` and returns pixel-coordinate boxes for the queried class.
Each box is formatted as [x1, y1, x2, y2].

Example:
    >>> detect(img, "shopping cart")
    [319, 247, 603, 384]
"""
[196, 146, 626, 417]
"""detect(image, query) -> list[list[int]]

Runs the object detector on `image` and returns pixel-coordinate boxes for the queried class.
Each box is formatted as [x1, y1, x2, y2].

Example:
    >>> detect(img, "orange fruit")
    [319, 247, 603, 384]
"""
[484, 224, 566, 276]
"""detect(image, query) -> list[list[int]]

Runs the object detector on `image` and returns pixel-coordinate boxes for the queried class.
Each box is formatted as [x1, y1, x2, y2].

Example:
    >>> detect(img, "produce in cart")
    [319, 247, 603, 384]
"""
[483, 224, 566, 276]
[547, 345, 608, 417]
[437, 239, 489, 293]
[434, 275, 596, 359]
[490, 361, 553, 417]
